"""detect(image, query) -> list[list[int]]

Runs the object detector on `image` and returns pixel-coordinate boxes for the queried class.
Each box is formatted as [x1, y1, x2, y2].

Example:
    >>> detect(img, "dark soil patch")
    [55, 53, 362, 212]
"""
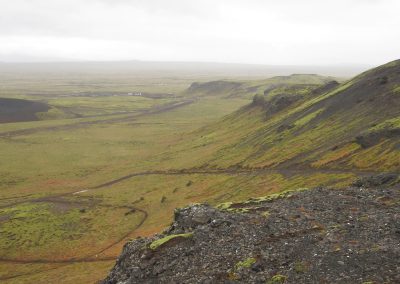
[49, 202, 82, 214]
[305, 60, 400, 124]
[46, 199, 93, 214]
[265, 95, 301, 116]
[352, 173, 399, 187]
[311, 80, 339, 95]
[355, 128, 400, 148]
[0, 98, 50, 123]
[0, 214, 11, 223]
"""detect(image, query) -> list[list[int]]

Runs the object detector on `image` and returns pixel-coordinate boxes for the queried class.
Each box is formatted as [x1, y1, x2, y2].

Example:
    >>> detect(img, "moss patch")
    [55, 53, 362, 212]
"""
[294, 261, 309, 273]
[294, 108, 324, 127]
[149, 233, 193, 250]
[216, 202, 233, 210]
[267, 274, 287, 284]
[216, 188, 309, 213]
[235, 257, 256, 270]
[369, 117, 400, 131]
[243, 188, 309, 204]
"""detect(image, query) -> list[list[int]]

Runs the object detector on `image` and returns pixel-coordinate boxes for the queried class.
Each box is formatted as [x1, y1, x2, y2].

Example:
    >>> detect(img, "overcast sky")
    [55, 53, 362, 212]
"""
[0, 0, 399, 65]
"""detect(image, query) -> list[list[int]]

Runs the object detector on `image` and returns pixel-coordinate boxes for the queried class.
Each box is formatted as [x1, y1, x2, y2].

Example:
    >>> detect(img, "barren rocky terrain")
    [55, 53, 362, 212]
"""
[104, 174, 400, 283]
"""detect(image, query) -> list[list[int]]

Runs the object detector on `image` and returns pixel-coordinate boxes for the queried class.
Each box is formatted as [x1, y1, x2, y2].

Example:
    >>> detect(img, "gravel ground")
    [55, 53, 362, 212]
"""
[103, 176, 400, 284]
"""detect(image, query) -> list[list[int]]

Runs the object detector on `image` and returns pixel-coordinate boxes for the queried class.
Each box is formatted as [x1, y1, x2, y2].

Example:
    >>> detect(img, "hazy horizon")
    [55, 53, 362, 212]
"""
[0, 60, 373, 78]
[1, 0, 399, 66]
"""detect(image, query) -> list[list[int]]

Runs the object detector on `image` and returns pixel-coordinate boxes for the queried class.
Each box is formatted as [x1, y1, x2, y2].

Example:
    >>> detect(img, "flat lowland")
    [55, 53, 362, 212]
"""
[0, 70, 261, 283]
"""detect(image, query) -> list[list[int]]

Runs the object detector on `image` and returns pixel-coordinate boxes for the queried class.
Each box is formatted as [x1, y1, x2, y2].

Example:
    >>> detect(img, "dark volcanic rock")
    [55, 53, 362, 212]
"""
[251, 94, 301, 115]
[355, 129, 400, 148]
[266, 95, 300, 115]
[277, 124, 295, 133]
[103, 185, 400, 284]
[311, 80, 340, 96]
[168, 204, 221, 233]
[352, 173, 399, 187]
[187, 81, 242, 95]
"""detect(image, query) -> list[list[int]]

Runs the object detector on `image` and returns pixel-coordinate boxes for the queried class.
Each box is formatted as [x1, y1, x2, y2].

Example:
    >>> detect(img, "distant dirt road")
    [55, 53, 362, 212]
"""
[0, 99, 195, 139]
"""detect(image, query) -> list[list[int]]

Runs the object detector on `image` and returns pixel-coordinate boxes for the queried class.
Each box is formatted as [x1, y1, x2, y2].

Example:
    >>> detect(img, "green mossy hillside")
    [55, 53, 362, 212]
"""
[165, 60, 400, 172]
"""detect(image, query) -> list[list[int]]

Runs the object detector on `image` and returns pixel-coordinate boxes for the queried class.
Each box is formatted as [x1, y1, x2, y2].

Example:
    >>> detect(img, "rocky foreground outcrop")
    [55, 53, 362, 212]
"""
[103, 175, 400, 284]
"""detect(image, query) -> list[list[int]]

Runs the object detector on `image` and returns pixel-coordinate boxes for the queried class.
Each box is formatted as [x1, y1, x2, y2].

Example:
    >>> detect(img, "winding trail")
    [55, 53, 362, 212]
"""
[0, 205, 148, 265]
[3, 166, 377, 209]
[90, 166, 387, 189]
[0, 166, 398, 281]
[0, 187, 148, 281]
[0, 99, 198, 280]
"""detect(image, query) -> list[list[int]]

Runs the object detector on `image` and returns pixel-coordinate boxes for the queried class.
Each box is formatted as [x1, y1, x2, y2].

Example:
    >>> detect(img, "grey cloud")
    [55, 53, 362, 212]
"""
[0, 0, 399, 65]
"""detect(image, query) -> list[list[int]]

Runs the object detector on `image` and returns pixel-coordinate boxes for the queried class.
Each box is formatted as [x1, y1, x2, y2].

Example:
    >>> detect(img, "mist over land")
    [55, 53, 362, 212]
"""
[0, 60, 369, 78]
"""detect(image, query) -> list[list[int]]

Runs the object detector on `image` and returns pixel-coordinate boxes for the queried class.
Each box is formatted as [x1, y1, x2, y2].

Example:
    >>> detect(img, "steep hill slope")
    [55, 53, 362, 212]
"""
[103, 59, 400, 282]
[162, 60, 400, 172]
